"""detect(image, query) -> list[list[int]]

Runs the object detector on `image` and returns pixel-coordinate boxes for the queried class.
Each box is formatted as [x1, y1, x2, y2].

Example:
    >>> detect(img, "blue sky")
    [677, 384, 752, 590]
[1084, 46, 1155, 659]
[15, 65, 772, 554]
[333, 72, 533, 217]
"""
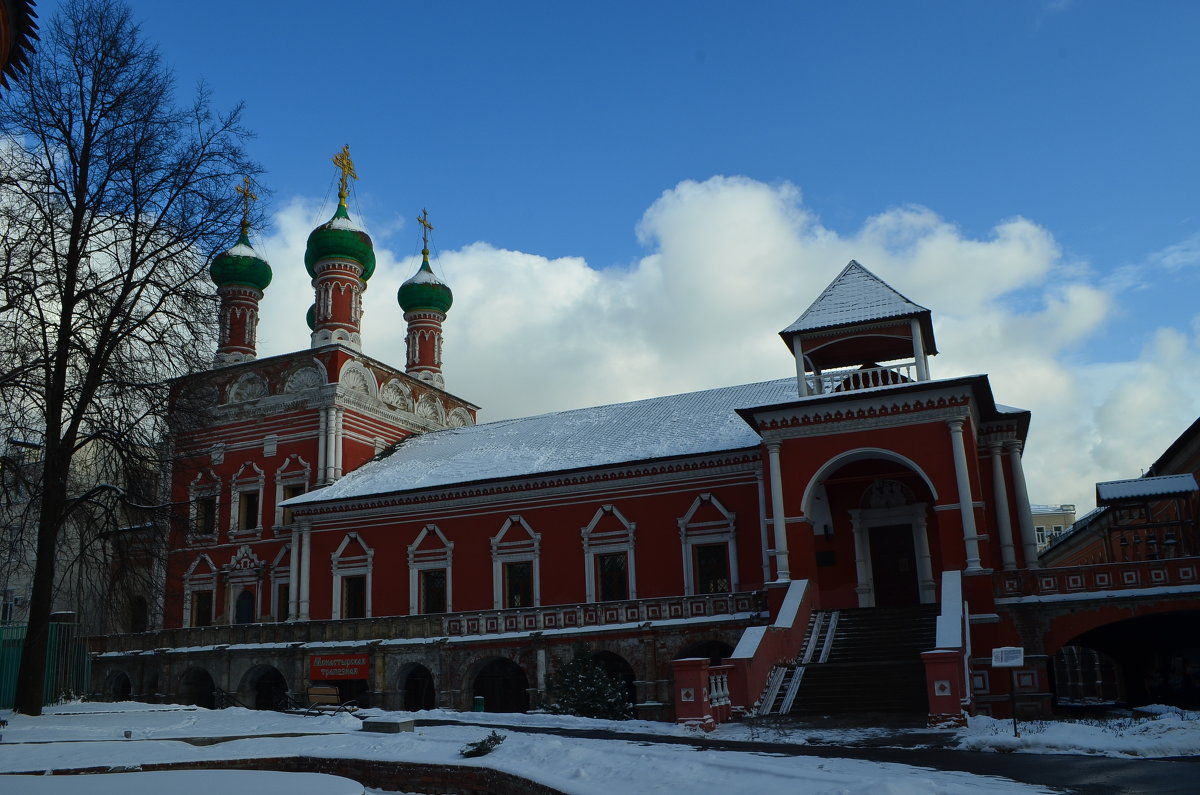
[36, 0, 1200, 509]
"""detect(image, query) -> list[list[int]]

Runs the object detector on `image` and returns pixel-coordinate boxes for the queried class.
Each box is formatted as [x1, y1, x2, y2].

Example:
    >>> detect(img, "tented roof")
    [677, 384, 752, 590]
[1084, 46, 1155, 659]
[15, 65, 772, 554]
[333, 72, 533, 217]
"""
[780, 260, 930, 336]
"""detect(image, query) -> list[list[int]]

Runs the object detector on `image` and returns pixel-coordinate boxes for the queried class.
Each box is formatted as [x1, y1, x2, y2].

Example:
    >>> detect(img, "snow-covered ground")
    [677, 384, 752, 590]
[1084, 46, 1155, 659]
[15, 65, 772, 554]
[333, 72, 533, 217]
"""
[1, 702, 1196, 793]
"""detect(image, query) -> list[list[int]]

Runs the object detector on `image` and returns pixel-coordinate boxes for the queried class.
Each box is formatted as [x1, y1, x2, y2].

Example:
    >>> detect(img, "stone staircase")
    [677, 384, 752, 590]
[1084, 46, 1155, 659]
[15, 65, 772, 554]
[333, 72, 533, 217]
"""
[759, 604, 938, 716]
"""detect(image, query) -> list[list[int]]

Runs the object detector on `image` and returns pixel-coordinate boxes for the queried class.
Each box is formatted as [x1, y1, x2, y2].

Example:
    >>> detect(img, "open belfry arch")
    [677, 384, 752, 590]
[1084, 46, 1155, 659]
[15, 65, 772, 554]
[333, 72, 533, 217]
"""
[94, 164, 1198, 728]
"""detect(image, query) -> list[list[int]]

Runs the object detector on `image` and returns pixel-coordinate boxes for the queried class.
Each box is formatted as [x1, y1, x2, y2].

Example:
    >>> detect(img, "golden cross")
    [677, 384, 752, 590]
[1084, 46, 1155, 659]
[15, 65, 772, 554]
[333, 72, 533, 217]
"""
[332, 144, 357, 206]
[417, 208, 434, 250]
[234, 176, 257, 235]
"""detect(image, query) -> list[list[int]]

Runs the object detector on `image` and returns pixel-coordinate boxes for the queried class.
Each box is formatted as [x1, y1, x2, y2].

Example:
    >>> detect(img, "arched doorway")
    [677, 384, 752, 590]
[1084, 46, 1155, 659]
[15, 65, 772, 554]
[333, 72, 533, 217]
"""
[804, 453, 938, 608]
[234, 589, 255, 624]
[238, 664, 289, 711]
[402, 664, 436, 711]
[178, 667, 216, 709]
[107, 671, 132, 701]
[592, 650, 637, 712]
[473, 657, 529, 713]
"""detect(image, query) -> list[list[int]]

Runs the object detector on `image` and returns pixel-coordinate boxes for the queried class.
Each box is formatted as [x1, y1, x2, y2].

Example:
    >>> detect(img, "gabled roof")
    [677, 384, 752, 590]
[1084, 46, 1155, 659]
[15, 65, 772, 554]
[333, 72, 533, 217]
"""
[780, 260, 931, 337]
[1096, 473, 1199, 504]
[287, 378, 798, 506]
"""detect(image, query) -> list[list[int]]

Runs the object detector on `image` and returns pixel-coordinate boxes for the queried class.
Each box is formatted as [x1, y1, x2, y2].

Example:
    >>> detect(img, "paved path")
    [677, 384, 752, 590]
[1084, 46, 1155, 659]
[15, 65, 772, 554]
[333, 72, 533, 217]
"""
[417, 718, 1200, 794]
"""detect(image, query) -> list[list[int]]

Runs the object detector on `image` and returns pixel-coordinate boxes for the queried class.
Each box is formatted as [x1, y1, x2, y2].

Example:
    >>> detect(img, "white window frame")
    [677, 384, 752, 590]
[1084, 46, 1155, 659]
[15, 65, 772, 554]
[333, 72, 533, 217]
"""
[408, 524, 453, 615]
[491, 515, 541, 609]
[182, 554, 218, 628]
[330, 533, 373, 619]
[580, 504, 637, 603]
[229, 462, 265, 538]
[273, 455, 312, 531]
[271, 544, 292, 623]
[677, 493, 739, 596]
[187, 470, 220, 542]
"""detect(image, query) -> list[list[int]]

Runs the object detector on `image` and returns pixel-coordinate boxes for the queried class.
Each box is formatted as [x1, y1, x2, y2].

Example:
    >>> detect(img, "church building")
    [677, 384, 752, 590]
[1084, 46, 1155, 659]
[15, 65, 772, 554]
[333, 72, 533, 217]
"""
[98, 151, 1150, 726]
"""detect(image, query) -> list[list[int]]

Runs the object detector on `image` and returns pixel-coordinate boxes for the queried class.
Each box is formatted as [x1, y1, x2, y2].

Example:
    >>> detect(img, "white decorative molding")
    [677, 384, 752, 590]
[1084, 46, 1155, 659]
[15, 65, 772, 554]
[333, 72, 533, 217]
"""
[284, 366, 323, 393]
[491, 515, 541, 609]
[339, 360, 377, 396]
[380, 379, 415, 411]
[227, 372, 269, 403]
[580, 505, 637, 603]
[330, 533, 373, 619]
[408, 524, 454, 615]
[677, 493, 739, 596]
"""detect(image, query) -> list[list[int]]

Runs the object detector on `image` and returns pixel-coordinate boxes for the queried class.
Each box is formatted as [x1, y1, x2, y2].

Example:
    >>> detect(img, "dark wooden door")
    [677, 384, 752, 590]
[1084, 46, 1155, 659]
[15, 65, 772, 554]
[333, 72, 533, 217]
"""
[869, 524, 919, 606]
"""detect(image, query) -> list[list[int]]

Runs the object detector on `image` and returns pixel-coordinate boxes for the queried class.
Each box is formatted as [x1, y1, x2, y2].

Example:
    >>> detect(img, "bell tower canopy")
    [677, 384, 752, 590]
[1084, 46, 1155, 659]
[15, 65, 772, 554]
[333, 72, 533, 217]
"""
[781, 261, 937, 397]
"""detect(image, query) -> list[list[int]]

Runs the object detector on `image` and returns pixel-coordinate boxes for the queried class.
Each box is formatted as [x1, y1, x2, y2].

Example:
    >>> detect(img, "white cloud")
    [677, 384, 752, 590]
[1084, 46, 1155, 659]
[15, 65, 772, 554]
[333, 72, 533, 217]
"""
[251, 178, 1200, 513]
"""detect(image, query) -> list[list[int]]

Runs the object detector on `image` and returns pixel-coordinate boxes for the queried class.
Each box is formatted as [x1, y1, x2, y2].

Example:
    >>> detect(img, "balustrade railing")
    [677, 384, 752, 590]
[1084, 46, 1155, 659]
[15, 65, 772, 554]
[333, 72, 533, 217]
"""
[994, 557, 1199, 599]
[90, 591, 767, 653]
[806, 362, 917, 395]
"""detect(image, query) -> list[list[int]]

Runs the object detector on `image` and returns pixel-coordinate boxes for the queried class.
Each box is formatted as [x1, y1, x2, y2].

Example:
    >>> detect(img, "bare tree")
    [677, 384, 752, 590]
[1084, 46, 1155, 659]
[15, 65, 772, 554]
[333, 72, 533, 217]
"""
[0, 0, 257, 714]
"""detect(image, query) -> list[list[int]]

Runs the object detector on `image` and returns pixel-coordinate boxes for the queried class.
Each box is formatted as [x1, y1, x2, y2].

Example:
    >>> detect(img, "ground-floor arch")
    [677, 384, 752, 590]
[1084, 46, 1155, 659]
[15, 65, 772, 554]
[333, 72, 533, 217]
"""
[675, 640, 734, 665]
[237, 664, 289, 710]
[592, 649, 637, 713]
[401, 662, 437, 711]
[106, 670, 132, 701]
[178, 666, 216, 709]
[472, 657, 530, 713]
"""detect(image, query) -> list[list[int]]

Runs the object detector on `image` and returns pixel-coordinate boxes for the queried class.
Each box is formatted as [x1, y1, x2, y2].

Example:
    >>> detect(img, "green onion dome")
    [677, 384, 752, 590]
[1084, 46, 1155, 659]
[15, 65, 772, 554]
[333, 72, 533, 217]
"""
[305, 303, 316, 331]
[304, 203, 376, 281]
[398, 250, 453, 314]
[210, 232, 272, 291]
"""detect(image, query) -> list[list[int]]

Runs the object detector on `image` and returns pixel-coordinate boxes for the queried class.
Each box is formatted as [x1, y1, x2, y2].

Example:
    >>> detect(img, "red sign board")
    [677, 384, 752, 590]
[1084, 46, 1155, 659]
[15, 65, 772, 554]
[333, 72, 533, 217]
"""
[309, 654, 369, 680]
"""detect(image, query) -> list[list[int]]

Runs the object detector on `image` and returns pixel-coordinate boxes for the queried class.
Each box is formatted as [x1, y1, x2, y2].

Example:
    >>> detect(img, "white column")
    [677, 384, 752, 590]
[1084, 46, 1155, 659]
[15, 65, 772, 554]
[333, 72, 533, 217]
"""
[791, 337, 810, 397]
[317, 408, 328, 484]
[1006, 440, 1040, 569]
[849, 510, 873, 607]
[299, 523, 312, 620]
[913, 508, 936, 603]
[766, 442, 790, 581]
[755, 471, 771, 584]
[988, 443, 1017, 570]
[947, 418, 982, 572]
[910, 317, 929, 381]
[333, 406, 345, 480]
[325, 405, 338, 481]
[288, 531, 300, 620]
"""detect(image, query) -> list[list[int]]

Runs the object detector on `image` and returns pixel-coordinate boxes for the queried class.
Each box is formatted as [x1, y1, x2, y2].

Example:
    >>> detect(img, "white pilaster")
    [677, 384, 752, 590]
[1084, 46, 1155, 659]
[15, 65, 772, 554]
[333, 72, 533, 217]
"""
[299, 523, 312, 620]
[849, 510, 873, 607]
[988, 443, 1017, 569]
[766, 442, 790, 581]
[288, 533, 300, 620]
[947, 418, 982, 572]
[317, 408, 328, 485]
[1006, 440, 1040, 569]
[913, 509, 936, 602]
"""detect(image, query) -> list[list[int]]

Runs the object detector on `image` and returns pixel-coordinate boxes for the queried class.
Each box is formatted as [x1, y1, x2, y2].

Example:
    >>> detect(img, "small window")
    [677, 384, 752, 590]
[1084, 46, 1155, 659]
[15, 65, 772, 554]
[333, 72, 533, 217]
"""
[503, 561, 533, 608]
[1035, 526, 1046, 544]
[1052, 525, 1063, 536]
[342, 575, 367, 619]
[596, 552, 628, 602]
[194, 497, 217, 536]
[420, 569, 447, 614]
[280, 484, 305, 526]
[694, 544, 730, 595]
[238, 490, 260, 531]
[192, 591, 213, 627]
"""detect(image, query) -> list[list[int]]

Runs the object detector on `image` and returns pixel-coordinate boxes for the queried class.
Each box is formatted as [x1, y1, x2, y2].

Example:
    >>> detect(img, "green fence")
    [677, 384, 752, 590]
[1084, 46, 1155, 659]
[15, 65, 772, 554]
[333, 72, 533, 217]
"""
[0, 621, 91, 709]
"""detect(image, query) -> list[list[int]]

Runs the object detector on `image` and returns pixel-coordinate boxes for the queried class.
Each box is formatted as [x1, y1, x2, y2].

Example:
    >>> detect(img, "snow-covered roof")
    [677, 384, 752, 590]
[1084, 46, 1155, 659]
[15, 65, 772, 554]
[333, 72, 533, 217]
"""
[780, 260, 929, 335]
[1096, 473, 1199, 503]
[287, 378, 798, 505]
